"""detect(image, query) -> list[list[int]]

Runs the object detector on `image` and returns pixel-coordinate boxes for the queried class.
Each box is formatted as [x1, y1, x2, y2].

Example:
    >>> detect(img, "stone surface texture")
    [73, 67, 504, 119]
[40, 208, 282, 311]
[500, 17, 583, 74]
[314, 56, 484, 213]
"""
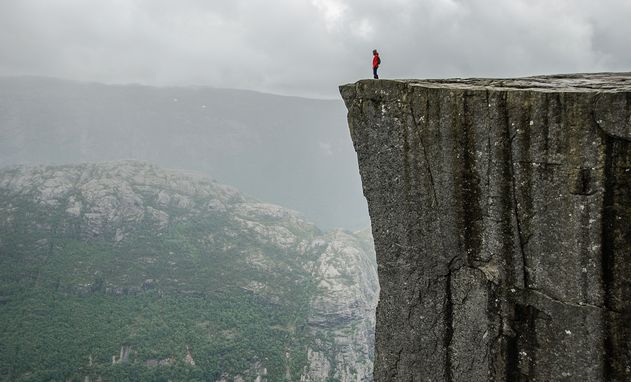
[340, 73, 631, 381]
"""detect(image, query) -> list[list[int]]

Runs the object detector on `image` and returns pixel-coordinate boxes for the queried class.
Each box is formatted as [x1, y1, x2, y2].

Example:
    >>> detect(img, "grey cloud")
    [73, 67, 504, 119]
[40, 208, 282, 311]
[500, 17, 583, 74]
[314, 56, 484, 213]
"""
[0, 0, 628, 97]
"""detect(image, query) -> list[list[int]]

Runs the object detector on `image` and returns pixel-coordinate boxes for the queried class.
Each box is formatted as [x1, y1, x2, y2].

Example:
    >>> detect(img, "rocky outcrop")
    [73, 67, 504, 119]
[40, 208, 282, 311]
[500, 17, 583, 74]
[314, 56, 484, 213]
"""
[305, 229, 378, 381]
[340, 74, 631, 381]
[112, 346, 132, 364]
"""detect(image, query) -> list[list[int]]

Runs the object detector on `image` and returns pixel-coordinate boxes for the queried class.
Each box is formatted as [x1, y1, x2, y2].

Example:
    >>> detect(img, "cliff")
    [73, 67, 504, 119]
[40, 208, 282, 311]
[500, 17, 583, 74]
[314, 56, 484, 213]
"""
[340, 74, 631, 381]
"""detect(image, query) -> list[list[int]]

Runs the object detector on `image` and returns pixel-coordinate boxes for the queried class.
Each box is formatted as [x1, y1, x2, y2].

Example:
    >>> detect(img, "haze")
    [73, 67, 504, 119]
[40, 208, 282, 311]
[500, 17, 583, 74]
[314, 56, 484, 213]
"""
[1, 0, 629, 98]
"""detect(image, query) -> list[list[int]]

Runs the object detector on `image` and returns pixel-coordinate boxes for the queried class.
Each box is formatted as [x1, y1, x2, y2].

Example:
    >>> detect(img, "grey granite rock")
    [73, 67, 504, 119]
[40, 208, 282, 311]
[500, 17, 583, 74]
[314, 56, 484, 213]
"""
[340, 73, 631, 381]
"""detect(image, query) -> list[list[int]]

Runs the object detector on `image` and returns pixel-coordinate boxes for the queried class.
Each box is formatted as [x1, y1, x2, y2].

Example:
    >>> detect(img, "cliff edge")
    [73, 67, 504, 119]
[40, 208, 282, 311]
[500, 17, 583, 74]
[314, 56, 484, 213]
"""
[340, 73, 631, 381]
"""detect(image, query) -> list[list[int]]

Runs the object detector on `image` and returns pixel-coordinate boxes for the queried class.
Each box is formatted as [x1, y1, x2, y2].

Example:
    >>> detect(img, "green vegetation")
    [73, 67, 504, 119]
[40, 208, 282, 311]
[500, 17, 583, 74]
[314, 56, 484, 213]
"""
[0, 186, 316, 381]
[0, 290, 307, 381]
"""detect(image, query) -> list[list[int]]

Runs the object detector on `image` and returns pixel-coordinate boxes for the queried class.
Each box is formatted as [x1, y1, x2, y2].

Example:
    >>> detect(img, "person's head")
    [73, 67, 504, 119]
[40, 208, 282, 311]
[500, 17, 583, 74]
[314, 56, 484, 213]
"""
[373, 49, 378, 55]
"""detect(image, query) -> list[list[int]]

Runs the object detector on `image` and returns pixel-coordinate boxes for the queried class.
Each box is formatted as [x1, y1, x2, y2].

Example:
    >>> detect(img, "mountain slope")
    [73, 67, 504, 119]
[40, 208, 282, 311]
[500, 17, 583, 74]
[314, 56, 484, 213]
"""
[0, 76, 368, 229]
[0, 161, 377, 381]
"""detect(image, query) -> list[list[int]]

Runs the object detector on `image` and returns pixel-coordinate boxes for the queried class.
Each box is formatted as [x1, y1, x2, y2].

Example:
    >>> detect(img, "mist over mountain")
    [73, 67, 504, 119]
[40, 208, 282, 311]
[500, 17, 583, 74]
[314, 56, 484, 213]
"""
[0, 161, 377, 381]
[0, 76, 368, 230]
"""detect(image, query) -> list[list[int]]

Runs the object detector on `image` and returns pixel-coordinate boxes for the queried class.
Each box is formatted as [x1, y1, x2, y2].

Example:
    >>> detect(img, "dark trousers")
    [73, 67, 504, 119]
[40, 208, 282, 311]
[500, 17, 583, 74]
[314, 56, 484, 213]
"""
[373, 67, 379, 79]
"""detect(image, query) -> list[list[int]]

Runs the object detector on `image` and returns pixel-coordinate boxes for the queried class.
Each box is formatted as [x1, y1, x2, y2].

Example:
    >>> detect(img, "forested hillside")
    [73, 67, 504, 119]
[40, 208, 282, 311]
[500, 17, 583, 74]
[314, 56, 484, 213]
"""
[0, 161, 378, 381]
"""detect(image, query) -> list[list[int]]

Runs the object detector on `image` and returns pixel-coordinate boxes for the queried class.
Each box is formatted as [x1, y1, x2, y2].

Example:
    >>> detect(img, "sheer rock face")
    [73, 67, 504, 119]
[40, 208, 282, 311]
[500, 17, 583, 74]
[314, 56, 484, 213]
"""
[340, 74, 631, 382]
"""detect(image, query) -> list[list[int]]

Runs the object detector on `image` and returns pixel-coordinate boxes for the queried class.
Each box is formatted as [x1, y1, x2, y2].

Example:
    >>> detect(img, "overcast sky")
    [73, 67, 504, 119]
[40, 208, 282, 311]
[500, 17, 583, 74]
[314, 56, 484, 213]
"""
[0, 0, 629, 98]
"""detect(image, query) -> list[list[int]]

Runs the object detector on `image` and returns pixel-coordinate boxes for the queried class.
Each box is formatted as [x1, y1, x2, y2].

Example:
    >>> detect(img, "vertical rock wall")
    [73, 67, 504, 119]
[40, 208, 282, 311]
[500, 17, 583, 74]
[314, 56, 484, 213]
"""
[340, 74, 631, 381]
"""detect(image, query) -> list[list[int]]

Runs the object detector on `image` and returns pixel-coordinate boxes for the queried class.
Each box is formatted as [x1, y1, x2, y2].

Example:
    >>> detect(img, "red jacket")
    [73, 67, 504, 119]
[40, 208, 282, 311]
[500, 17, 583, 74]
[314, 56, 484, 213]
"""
[373, 53, 380, 69]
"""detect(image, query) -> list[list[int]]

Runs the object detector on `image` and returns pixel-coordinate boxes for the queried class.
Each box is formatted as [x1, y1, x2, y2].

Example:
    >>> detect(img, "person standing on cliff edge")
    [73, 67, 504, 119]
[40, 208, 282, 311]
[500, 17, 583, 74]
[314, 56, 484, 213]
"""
[372, 49, 380, 79]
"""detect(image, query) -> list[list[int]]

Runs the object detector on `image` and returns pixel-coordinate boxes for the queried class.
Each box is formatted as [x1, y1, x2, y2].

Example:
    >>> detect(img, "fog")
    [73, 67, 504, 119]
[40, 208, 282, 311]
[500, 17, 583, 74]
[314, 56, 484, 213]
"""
[1, 0, 629, 224]
[1, 0, 629, 98]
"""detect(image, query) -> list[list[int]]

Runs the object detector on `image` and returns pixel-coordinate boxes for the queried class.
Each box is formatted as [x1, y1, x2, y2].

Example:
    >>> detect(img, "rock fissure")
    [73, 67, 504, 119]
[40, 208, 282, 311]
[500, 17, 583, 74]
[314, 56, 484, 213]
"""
[409, 99, 438, 206]
[443, 273, 454, 382]
[526, 288, 609, 312]
[506, 106, 530, 290]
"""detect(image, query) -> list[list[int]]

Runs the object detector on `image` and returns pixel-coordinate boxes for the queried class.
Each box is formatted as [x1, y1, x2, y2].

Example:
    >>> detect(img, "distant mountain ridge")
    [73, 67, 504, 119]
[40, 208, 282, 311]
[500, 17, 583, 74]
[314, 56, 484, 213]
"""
[0, 161, 378, 381]
[0, 76, 368, 229]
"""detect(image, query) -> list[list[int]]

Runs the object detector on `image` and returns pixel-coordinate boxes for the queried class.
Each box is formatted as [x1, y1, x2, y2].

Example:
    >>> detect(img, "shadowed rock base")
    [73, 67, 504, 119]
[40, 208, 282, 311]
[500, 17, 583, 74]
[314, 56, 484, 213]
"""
[340, 74, 631, 381]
